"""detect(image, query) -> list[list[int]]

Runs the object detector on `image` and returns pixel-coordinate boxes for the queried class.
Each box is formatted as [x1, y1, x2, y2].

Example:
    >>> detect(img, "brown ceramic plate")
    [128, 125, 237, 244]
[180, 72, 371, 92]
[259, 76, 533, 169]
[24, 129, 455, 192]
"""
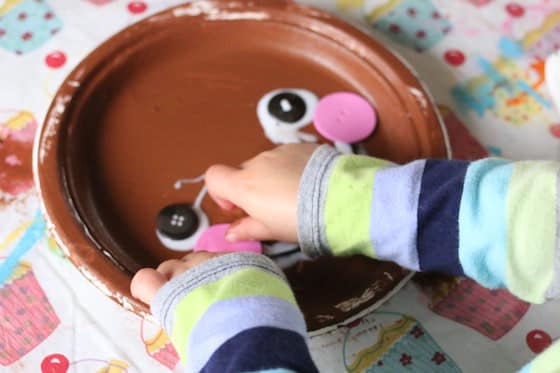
[34, 0, 449, 333]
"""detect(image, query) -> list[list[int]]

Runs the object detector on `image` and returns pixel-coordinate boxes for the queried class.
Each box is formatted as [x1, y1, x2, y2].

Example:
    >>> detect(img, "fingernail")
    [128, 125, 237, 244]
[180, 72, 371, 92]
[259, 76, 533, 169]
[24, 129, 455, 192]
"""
[225, 232, 237, 242]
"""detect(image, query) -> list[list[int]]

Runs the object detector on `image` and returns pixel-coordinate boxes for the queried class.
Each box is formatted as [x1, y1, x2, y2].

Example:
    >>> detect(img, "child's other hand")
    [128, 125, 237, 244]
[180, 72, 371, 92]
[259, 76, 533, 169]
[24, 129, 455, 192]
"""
[205, 143, 318, 243]
[130, 251, 225, 305]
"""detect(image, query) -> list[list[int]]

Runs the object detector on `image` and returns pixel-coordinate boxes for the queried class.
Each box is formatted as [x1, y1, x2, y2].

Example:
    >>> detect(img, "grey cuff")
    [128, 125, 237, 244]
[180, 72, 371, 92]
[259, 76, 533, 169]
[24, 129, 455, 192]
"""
[151, 253, 286, 333]
[297, 144, 341, 258]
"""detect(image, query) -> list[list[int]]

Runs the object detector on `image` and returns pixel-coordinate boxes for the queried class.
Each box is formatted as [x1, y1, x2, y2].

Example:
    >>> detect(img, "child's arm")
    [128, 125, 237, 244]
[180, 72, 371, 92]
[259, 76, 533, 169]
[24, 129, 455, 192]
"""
[139, 144, 559, 373]
[131, 251, 319, 373]
[296, 145, 560, 304]
[210, 144, 559, 304]
[295, 145, 560, 372]
[205, 143, 560, 372]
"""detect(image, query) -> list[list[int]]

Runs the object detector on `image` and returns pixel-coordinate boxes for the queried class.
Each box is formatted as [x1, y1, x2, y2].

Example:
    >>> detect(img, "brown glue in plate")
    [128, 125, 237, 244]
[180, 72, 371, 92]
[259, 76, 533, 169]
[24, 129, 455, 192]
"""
[34, 0, 449, 333]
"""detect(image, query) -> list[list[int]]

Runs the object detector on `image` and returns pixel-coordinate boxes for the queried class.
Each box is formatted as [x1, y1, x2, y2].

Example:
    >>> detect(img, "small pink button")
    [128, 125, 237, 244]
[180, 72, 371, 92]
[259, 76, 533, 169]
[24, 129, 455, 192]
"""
[194, 224, 263, 254]
[313, 92, 377, 143]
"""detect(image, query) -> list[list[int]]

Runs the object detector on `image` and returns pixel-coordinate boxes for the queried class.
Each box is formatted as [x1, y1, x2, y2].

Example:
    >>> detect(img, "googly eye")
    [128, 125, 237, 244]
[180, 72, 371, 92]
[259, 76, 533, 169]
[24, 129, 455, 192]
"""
[156, 203, 209, 251]
[257, 88, 318, 130]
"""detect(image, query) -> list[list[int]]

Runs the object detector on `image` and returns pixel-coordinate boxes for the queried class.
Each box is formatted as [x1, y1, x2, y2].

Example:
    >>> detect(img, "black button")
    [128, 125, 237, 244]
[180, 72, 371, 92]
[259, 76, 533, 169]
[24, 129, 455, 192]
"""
[157, 204, 199, 240]
[268, 92, 306, 123]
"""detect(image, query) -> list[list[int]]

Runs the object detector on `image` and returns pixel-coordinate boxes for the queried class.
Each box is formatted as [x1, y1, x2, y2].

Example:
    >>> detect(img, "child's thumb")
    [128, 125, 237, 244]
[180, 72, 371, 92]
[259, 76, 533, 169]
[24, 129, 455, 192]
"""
[130, 268, 167, 306]
[226, 216, 272, 242]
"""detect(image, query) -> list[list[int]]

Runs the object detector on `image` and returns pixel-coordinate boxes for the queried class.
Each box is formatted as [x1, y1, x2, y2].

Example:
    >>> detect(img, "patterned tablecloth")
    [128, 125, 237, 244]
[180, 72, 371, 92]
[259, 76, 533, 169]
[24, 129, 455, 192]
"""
[1, 0, 560, 372]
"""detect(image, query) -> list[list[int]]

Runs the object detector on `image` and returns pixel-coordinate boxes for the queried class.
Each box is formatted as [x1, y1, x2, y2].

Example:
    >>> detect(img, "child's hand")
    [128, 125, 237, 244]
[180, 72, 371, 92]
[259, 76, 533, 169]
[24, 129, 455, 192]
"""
[205, 143, 318, 243]
[130, 251, 225, 305]
[131, 144, 317, 305]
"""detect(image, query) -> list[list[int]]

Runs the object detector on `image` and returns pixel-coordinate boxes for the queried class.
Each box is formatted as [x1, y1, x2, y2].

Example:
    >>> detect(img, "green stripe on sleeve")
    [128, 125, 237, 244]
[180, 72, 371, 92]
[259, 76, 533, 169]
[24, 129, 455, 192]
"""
[506, 161, 558, 303]
[170, 268, 296, 361]
[324, 155, 389, 257]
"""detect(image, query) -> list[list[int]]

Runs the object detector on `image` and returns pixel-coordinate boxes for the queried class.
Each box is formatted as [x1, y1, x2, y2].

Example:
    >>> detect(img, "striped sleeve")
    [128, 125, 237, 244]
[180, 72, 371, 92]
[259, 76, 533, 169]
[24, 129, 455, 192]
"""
[151, 253, 318, 373]
[297, 145, 560, 304]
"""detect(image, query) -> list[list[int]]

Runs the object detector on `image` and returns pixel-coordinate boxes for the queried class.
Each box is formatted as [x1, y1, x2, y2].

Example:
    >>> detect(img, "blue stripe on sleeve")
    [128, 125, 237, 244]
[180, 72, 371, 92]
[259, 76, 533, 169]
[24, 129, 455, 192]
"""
[201, 327, 319, 373]
[244, 368, 298, 373]
[188, 296, 306, 373]
[417, 160, 469, 275]
[370, 160, 425, 270]
[459, 159, 512, 288]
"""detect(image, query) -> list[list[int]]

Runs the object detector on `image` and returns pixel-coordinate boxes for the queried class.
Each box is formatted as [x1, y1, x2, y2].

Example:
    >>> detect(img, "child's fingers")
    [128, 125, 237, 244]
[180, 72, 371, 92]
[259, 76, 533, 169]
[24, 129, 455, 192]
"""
[131, 268, 167, 305]
[226, 216, 272, 242]
[208, 191, 237, 211]
[205, 164, 243, 208]
[157, 259, 189, 279]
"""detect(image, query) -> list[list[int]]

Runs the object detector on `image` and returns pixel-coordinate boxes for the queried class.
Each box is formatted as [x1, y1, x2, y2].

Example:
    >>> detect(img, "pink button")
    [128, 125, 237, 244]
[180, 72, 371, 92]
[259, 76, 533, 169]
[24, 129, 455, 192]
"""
[313, 92, 377, 143]
[194, 224, 262, 254]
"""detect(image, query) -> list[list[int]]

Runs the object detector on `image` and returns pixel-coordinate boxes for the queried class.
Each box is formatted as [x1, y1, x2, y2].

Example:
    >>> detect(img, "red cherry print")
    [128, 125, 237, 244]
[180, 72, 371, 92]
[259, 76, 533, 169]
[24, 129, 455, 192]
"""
[416, 30, 426, 39]
[127, 1, 147, 14]
[444, 49, 466, 66]
[506, 3, 525, 17]
[18, 12, 27, 20]
[432, 11, 441, 19]
[526, 330, 552, 353]
[549, 124, 560, 138]
[0, 29, 5, 37]
[45, 51, 67, 69]
[41, 354, 69, 373]
[44, 12, 54, 20]
[407, 8, 416, 17]
[21, 32, 32, 41]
